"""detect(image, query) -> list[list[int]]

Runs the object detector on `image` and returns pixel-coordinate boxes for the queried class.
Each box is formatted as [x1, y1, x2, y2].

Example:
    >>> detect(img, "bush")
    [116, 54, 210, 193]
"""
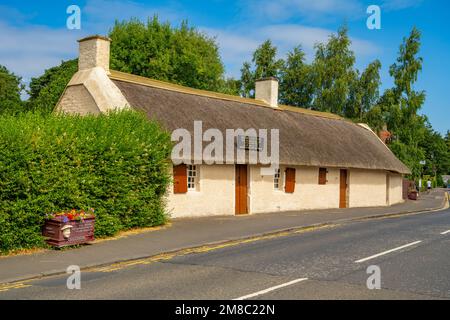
[0, 110, 172, 253]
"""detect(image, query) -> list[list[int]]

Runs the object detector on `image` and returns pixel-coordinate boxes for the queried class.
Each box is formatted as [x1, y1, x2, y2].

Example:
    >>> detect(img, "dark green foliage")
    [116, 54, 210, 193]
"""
[0, 110, 172, 253]
[239, 40, 284, 98]
[109, 17, 225, 92]
[28, 59, 78, 114]
[311, 26, 357, 115]
[279, 46, 314, 107]
[0, 65, 25, 114]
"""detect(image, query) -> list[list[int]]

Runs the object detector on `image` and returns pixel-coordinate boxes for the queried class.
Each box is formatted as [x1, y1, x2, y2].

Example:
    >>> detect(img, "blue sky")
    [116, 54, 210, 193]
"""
[0, 0, 448, 134]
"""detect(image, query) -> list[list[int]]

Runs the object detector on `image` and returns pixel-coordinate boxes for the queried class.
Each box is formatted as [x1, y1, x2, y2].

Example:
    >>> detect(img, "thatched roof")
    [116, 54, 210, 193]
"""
[109, 70, 410, 174]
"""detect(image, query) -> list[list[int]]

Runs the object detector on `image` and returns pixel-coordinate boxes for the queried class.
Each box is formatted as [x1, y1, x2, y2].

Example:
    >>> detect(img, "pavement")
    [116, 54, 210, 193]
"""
[1, 200, 450, 299]
[0, 188, 447, 286]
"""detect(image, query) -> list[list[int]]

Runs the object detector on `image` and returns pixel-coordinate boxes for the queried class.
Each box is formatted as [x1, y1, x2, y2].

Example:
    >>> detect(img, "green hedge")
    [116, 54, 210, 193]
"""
[0, 110, 172, 253]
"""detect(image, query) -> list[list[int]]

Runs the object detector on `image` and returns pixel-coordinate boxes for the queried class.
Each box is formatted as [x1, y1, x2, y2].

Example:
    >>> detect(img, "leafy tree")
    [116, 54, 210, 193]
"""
[28, 59, 78, 114]
[0, 65, 24, 114]
[311, 26, 357, 115]
[279, 46, 314, 108]
[420, 124, 450, 177]
[252, 40, 284, 79]
[239, 61, 254, 98]
[373, 27, 427, 178]
[217, 78, 241, 96]
[345, 60, 381, 120]
[109, 17, 226, 92]
[239, 40, 284, 98]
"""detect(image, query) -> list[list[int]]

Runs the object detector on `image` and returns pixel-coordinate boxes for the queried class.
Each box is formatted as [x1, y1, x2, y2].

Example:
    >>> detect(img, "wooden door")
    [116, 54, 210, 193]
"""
[339, 169, 348, 208]
[235, 164, 248, 215]
[386, 173, 390, 205]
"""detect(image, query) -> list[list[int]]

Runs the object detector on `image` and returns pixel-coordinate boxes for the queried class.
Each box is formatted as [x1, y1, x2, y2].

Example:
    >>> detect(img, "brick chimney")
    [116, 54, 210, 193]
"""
[378, 124, 391, 144]
[77, 35, 111, 73]
[255, 77, 279, 108]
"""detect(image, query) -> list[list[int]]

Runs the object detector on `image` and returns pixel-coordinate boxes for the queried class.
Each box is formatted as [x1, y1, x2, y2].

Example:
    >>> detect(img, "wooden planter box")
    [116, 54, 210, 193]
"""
[408, 191, 418, 200]
[43, 217, 95, 248]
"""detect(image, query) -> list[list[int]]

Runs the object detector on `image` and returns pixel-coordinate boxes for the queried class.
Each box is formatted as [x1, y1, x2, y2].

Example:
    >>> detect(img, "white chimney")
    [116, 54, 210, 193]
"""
[78, 35, 111, 73]
[255, 77, 279, 108]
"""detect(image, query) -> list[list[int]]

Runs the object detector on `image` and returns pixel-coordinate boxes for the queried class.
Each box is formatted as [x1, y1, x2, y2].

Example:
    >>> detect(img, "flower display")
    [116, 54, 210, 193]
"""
[46, 208, 95, 222]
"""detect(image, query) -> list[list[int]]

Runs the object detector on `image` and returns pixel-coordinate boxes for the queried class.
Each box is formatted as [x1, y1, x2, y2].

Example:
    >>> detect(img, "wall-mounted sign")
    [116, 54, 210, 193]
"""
[237, 135, 264, 152]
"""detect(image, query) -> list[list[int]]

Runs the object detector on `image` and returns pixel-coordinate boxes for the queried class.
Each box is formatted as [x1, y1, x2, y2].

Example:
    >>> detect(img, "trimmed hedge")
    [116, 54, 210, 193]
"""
[0, 110, 172, 253]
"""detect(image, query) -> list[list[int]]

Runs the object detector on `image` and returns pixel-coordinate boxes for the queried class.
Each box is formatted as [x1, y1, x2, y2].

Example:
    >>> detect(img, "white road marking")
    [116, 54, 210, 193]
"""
[440, 230, 450, 235]
[233, 278, 308, 300]
[355, 241, 422, 263]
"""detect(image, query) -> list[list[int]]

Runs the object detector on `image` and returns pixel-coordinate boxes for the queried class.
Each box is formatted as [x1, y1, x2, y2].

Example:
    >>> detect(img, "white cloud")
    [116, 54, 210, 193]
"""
[0, 0, 184, 83]
[381, 0, 424, 11]
[204, 24, 380, 77]
[0, 21, 80, 82]
[82, 0, 183, 33]
[239, 0, 364, 22]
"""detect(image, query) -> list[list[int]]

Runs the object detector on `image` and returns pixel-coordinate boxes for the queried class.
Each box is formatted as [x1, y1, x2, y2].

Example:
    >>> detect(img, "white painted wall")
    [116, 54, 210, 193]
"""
[249, 165, 340, 213]
[348, 169, 388, 207]
[167, 165, 405, 218]
[388, 173, 404, 205]
[166, 165, 235, 218]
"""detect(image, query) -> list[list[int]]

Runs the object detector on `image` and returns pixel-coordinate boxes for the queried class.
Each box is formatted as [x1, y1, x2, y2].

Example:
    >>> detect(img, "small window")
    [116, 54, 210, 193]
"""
[274, 168, 281, 190]
[187, 165, 198, 190]
[318, 168, 327, 185]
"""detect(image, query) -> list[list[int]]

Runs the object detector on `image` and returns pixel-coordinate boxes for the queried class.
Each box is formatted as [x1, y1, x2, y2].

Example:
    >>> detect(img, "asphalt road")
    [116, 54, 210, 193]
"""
[1, 208, 449, 300]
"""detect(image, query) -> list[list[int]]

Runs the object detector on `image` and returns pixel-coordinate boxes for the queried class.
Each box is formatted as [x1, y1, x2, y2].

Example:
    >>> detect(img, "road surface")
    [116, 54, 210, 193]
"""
[1, 208, 449, 300]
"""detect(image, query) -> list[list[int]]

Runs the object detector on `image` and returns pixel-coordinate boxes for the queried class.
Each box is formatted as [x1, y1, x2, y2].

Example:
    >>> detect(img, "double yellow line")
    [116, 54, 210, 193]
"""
[89, 223, 336, 273]
[0, 282, 31, 292]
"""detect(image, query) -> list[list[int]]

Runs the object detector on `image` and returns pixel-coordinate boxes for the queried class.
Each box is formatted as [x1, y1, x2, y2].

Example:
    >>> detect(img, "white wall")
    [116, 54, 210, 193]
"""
[249, 165, 340, 213]
[388, 173, 404, 205]
[166, 165, 235, 218]
[348, 169, 387, 207]
[167, 164, 404, 218]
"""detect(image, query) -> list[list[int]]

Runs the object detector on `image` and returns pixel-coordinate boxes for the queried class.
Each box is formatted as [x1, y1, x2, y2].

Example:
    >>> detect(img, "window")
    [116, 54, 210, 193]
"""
[318, 168, 327, 185]
[187, 165, 198, 190]
[274, 168, 281, 190]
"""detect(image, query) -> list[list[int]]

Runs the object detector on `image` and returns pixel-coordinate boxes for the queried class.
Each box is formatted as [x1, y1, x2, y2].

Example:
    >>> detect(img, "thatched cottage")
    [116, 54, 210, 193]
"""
[56, 35, 411, 218]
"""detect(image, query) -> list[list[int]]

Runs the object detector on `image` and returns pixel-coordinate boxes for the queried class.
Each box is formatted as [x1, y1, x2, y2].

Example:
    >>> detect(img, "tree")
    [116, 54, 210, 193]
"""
[239, 62, 254, 98]
[252, 40, 284, 79]
[109, 17, 226, 92]
[345, 60, 381, 121]
[376, 27, 427, 178]
[311, 26, 357, 115]
[239, 40, 284, 98]
[0, 65, 24, 114]
[279, 46, 314, 108]
[28, 59, 78, 114]
[420, 124, 450, 177]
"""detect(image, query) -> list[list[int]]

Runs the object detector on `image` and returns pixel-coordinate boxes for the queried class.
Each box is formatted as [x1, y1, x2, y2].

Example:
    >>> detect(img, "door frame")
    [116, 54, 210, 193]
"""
[235, 164, 248, 215]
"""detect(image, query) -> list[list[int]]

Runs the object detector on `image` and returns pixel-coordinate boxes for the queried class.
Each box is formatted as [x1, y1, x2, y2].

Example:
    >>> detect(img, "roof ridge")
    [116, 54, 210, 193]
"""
[109, 69, 345, 121]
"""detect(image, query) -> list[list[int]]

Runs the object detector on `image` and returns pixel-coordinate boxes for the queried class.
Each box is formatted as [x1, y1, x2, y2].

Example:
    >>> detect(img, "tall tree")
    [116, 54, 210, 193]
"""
[279, 46, 314, 108]
[0, 65, 24, 114]
[311, 26, 357, 115]
[239, 40, 284, 98]
[378, 27, 427, 178]
[252, 40, 284, 79]
[109, 16, 226, 92]
[239, 61, 254, 98]
[345, 60, 381, 120]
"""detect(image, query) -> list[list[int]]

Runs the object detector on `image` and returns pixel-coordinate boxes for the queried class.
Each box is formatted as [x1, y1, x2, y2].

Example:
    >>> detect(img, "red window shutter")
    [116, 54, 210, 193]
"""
[285, 168, 296, 193]
[318, 168, 327, 185]
[173, 164, 188, 194]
